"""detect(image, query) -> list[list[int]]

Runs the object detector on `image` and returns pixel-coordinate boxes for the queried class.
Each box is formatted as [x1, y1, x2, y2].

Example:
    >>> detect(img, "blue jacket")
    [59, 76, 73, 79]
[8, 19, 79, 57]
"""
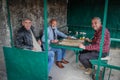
[42, 26, 67, 49]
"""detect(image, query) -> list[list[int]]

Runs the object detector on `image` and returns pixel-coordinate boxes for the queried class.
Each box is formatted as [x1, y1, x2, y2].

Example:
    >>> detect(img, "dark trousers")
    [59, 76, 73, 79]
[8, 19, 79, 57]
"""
[79, 50, 107, 68]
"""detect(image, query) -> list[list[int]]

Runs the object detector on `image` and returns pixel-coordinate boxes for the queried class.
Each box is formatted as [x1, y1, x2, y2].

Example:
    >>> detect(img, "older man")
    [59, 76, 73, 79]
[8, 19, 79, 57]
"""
[42, 19, 70, 68]
[15, 18, 54, 80]
[79, 17, 110, 75]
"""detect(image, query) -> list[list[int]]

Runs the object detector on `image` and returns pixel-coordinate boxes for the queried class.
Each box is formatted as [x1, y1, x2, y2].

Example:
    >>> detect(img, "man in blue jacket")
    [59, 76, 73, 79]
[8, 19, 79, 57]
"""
[42, 19, 70, 68]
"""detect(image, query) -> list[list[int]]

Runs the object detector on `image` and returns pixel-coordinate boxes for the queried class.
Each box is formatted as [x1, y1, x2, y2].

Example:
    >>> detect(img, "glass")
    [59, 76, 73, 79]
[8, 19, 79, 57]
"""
[79, 32, 86, 40]
[68, 31, 72, 36]
[75, 31, 79, 38]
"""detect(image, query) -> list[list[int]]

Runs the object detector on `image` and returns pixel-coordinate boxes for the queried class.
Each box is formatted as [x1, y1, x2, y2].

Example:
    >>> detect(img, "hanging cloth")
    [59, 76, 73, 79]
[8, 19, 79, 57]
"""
[30, 30, 42, 51]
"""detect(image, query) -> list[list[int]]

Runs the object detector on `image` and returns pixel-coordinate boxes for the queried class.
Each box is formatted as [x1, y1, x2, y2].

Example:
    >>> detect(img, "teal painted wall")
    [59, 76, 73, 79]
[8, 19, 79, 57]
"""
[67, 0, 120, 47]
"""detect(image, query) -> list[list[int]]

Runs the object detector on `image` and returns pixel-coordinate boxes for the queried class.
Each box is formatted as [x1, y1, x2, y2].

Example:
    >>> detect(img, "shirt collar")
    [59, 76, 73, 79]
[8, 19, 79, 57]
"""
[96, 26, 102, 33]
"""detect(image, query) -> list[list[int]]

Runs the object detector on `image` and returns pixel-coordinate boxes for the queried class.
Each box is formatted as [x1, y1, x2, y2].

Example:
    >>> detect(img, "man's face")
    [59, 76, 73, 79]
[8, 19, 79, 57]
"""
[92, 19, 101, 31]
[51, 21, 57, 29]
[22, 19, 32, 30]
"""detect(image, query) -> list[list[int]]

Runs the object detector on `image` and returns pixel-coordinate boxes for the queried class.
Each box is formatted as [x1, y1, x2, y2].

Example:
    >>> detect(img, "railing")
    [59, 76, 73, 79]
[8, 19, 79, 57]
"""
[90, 38, 120, 80]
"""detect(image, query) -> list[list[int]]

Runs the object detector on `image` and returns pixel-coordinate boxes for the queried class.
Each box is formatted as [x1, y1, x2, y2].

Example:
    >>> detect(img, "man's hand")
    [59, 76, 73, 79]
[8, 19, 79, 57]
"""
[66, 36, 71, 39]
[37, 40, 42, 46]
[85, 38, 92, 42]
[51, 40, 58, 43]
[78, 43, 85, 49]
[32, 47, 37, 51]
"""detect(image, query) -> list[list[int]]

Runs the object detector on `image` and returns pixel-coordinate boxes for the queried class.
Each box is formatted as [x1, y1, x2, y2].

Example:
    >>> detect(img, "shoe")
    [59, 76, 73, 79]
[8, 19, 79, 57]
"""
[48, 76, 52, 80]
[56, 61, 64, 68]
[61, 59, 69, 64]
[84, 68, 92, 75]
[79, 65, 85, 70]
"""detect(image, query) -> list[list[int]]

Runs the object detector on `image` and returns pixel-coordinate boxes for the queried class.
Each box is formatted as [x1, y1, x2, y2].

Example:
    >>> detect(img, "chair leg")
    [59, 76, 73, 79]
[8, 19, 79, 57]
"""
[102, 67, 106, 80]
[108, 69, 112, 80]
[75, 51, 79, 63]
[90, 65, 95, 80]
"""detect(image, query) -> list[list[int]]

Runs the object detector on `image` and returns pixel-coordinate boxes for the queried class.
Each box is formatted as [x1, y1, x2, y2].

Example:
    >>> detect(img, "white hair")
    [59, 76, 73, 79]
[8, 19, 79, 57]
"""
[92, 17, 101, 23]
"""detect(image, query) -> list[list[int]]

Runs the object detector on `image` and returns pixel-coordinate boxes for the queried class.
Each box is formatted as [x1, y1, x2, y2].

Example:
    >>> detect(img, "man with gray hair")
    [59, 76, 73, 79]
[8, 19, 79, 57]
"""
[78, 17, 110, 75]
[15, 18, 54, 80]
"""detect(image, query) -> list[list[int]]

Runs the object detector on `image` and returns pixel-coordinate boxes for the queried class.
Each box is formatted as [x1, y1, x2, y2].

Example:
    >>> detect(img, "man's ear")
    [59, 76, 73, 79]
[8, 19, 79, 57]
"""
[22, 21, 24, 26]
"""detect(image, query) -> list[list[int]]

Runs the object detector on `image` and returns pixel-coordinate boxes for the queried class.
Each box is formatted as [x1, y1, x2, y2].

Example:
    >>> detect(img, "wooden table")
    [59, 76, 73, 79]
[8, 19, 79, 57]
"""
[50, 39, 84, 63]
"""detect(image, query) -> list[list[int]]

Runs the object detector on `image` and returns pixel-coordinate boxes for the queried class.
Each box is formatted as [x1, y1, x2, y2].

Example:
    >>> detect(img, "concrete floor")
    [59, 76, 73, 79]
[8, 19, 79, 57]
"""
[0, 49, 120, 80]
[50, 49, 120, 80]
[49, 50, 90, 80]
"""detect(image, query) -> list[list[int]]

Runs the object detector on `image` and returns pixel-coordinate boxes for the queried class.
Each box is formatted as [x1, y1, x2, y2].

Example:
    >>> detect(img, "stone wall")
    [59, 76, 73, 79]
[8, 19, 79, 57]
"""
[0, 0, 10, 80]
[9, 0, 67, 36]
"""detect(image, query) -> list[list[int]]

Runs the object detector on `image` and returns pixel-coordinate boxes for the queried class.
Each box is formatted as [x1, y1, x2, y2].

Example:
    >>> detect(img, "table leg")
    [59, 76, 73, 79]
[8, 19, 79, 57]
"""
[75, 51, 79, 63]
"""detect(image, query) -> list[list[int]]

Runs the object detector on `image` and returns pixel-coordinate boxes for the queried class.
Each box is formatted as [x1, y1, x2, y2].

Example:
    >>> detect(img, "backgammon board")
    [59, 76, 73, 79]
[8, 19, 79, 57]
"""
[58, 39, 84, 47]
